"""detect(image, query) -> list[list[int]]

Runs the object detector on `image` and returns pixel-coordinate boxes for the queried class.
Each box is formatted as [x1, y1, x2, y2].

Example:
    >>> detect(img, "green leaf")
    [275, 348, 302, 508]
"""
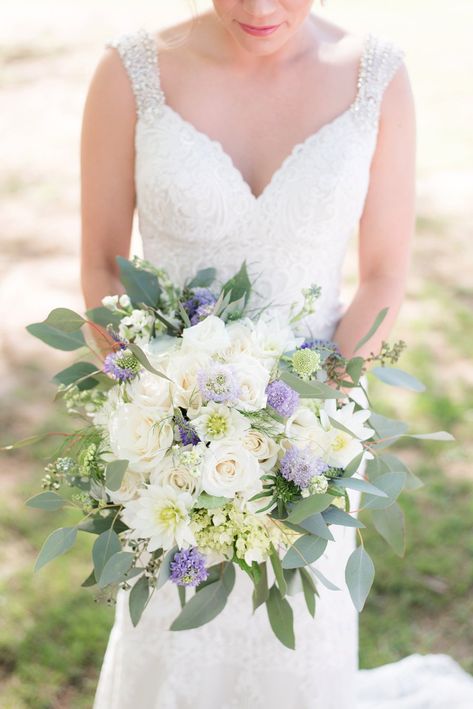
[252, 563, 269, 611]
[333, 477, 388, 498]
[170, 562, 235, 630]
[43, 308, 86, 332]
[129, 575, 150, 626]
[346, 356, 365, 385]
[127, 343, 171, 380]
[52, 362, 100, 391]
[81, 569, 97, 587]
[116, 256, 162, 308]
[34, 527, 78, 572]
[296, 512, 334, 541]
[266, 585, 295, 649]
[221, 261, 251, 306]
[286, 494, 333, 524]
[85, 305, 122, 329]
[97, 551, 135, 588]
[283, 568, 303, 596]
[371, 366, 426, 392]
[311, 567, 340, 591]
[178, 585, 186, 609]
[345, 546, 375, 611]
[282, 535, 328, 569]
[195, 493, 228, 509]
[25, 491, 66, 511]
[105, 459, 129, 492]
[92, 529, 122, 580]
[371, 503, 405, 556]
[270, 547, 287, 596]
[300, 568, 317, 617]
[361, 472, 406, 510]
[26, 321, 85, 351]
[280, 371, 345, 400]
[77, 515, 128, 535]
[380, 453, 423, 491]
[343, 452, 365, 477]
[156, 546, 178, 590]
[2, 433, 51, 451]
[322, 507, 365, 529]
[370, 413, 408, 449]
[406, 431, 455, 441]
[187, 267, 217, 288]
[354, 308, 389, 353]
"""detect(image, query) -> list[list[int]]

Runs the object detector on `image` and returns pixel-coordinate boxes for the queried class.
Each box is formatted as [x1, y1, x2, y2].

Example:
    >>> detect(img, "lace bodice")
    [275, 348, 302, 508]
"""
[105, 27, 405, 341]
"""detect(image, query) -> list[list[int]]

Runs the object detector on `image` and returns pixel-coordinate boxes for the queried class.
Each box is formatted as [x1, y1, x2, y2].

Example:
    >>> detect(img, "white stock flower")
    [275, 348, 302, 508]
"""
[242, 429, 279, 471]
[201, 440, 262, 499]
[108, 403, 174, 474]
[121, 484, 195, 551]
[180, 315, 230, 355]
[102, 294, 119, 311]
[118, 309, 154, 343]
[190, 402, 250, 442]
[230, 354, 270, 412]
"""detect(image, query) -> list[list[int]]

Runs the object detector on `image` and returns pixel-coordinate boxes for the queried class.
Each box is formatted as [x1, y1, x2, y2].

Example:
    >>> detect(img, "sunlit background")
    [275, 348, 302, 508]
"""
[1, 1, 472, 706]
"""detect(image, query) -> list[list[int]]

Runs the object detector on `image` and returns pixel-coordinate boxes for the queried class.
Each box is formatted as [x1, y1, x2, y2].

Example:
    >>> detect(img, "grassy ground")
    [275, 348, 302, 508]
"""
[0, 0, 472, 706]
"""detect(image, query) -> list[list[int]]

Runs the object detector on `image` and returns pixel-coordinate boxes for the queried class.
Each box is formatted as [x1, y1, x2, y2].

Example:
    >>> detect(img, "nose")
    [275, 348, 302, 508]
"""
[241, 0, 280, 19]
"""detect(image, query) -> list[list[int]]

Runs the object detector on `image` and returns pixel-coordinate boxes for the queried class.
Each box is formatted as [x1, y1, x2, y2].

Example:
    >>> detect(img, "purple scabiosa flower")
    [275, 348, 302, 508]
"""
[103, 349, 141, 382]
[197, 362, 240, 404]
[169, 547, 208, 587]
[183, 288, 217, 322]
[300, 338, 340, 355]
[279, 446, 328, 489]
[266, 379, 299, 418]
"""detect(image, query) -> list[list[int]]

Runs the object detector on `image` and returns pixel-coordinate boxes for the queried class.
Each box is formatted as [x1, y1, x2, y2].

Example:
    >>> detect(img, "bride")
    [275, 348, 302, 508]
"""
[79, 1, 465, 707]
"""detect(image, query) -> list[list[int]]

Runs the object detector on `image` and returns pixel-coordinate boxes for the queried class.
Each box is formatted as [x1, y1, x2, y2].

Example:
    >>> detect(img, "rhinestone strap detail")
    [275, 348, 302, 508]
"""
[105, 27, 165, 121]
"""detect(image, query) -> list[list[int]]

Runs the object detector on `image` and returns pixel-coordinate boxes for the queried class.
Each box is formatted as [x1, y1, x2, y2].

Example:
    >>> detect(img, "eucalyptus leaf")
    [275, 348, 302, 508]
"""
[85, 305, 122, 329]
[343, 452, 365, 477]
[25, 491, 66, 511]
[78, 515, 128, 535]
[280, 371, 345, 400]
[354, 308, 388, 353]
[187, 267, 217, 288]
[283, 568, 303, 596]
[52, 362, 100, 390]
[42, 308, 86, 332]
[322, 507, 365, 529]
[300, 568, 316, 617]
[361, 472, 406, 510]
[346, 356, 364, 384]
[252, 563, 269, 611]
[34, 527, 78, 572]
[270, 547, 287, 596]
[345, 546, 375, 611]
[222, 261, 251, 306]
[92, 529, 122, 580]
[106, 459, 129, 492]
[116, 256, 162, 308]
[127, 343, 171, 380]
[286, 494, 333, 524]
[26, 321, 85, 351]
[371, 366, 426, 392]
[282, 535, 328, 569]
[371, 502, 405, 556]
[156, 546, 178, 590]
[310, 567, 340, 591]
[406, 431, 455, 441]
[129, 575, 150, 626]
[297, 512, 334, 541]
[333, 477, 388, 498]
[266, 585, 295, 649]
[97, 551, 135, 588]
[380, 453, 423, 491]
[81, 569, 97, 587]
[170, 562, 235, 630]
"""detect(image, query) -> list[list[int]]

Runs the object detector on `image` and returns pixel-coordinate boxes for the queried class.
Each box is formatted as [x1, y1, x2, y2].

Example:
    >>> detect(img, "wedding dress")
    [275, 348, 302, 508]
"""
[92, 27, 473, 709]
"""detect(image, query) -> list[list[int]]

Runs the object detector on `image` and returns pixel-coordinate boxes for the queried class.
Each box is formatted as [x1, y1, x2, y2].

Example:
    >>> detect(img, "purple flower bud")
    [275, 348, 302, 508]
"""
[170, 547, 208, 587]
[280, 446, 328, 489]
[266, 380, 299, 418]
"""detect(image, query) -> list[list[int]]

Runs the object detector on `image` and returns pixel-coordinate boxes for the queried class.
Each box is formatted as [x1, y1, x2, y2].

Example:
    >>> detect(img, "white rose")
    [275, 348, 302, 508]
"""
[106, 468, 147, 504]
[230, 354, 270, 412]
[150, 455, 201, 498]
[126, 370, 173, 414]
[202, 440, 262, 499]
[166, 351, 209, 413]
[242, 429, 279, 471]
[190, 402, 250, 442]
[181, 315, 230, 355]
[250, 313, 300, 364]
[92, 385, 122, 427]
[108, 403, 174, 474]
[221, 319, 255, 360]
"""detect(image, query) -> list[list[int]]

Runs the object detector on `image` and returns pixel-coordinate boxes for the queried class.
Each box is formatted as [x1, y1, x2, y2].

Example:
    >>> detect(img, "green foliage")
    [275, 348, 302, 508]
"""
[170, 562, 235, 630]
[345, 546, 375, 612]
[116, 255, 162, 308]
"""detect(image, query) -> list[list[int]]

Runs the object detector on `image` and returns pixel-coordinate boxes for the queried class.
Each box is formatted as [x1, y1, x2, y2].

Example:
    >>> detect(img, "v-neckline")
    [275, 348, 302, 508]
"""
[147, 30, 373, 203]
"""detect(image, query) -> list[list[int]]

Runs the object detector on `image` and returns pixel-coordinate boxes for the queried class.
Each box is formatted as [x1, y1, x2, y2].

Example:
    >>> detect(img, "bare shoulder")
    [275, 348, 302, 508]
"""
[84, 39, 137, 121]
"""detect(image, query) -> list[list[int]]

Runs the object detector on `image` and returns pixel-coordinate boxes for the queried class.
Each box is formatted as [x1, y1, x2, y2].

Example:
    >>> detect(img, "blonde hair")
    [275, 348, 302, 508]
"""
[158, 0, 200, 51]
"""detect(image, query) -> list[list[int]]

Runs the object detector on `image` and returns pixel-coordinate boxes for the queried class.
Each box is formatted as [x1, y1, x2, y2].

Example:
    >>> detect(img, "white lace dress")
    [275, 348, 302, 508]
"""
[92, 27, 473, 709]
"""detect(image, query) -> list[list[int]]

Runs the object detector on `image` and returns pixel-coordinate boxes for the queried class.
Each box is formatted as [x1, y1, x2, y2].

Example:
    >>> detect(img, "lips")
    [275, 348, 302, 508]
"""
[238, 22, 282, 37]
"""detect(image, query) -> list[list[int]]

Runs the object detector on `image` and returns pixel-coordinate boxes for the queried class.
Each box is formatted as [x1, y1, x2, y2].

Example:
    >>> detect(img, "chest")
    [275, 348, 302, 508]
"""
[158, 51, 361, 200]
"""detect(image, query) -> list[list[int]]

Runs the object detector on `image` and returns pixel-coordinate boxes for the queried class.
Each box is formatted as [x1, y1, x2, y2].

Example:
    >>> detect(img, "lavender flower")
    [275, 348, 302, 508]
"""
[266, 380, 299, 418]
[197, 363, 240, 404]
[300, 338, 340, 355]
[183, 288, 217, 323]
[170, 547, 208, 587]
[178, 422, 200, 446]
[103, 349, 141, 382]
[279, 446, 328, 489]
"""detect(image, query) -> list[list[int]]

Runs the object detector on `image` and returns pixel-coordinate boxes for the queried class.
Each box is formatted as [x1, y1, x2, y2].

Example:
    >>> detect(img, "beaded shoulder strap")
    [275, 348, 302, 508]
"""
[105, 28, 165, 122]
[351, 33, 406, 131]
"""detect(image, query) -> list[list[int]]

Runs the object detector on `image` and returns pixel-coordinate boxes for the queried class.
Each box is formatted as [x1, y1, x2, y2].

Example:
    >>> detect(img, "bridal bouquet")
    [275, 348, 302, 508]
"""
[6, 258, 452, 648]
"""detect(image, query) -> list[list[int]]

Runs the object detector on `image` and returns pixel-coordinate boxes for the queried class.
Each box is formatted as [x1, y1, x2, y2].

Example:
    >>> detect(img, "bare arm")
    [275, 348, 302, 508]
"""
[80, 46, 137, 312]
[333, 61, 417, 359]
